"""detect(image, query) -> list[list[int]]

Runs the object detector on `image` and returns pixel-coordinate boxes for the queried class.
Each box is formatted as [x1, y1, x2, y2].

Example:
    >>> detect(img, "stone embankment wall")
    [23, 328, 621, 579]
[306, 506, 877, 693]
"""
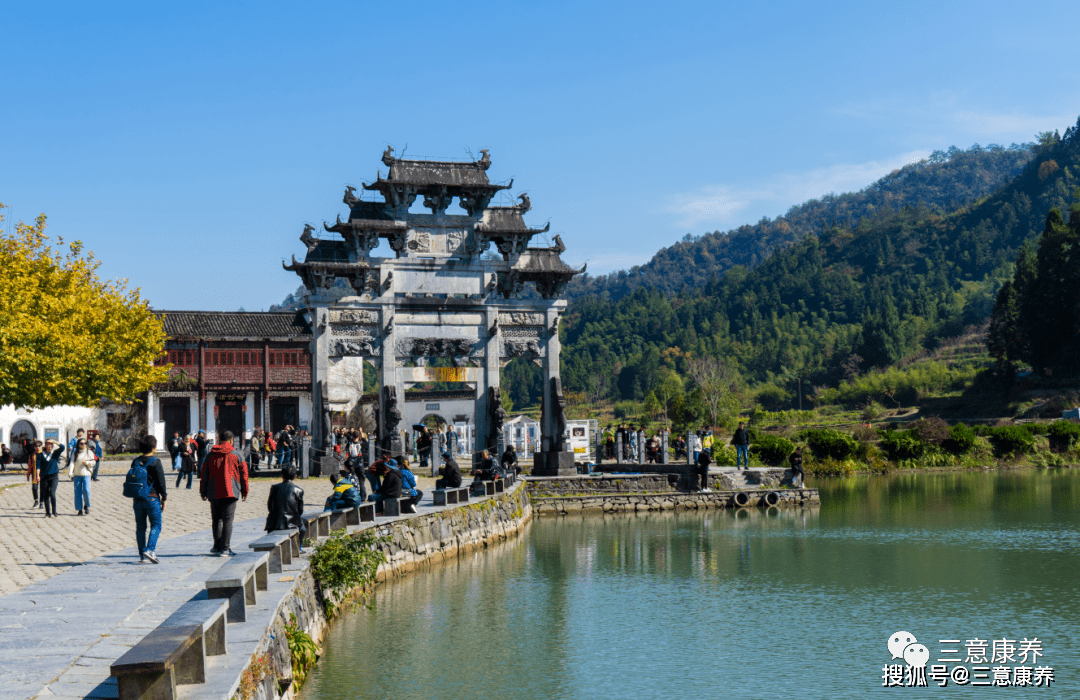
[370, 486, 532, 580]
[530, 488, 819, 516]
[528, 468, 797, 495]
[237, 487, 533, 700]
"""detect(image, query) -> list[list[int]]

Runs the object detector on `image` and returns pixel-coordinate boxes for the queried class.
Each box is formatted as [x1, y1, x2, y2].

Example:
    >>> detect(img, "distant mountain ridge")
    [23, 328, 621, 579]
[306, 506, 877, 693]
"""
[565, 144, 1035, 303]
[557, 124, 1080, 408]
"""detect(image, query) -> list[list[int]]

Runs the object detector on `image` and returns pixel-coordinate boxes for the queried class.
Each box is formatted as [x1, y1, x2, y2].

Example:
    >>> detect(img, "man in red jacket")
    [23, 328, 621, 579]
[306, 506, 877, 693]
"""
[200, 430, 249, 556]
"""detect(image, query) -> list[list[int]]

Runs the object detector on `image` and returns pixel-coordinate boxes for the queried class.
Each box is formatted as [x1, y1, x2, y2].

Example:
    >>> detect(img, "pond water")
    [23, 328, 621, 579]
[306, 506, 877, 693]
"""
[302, 470, 1080, 699]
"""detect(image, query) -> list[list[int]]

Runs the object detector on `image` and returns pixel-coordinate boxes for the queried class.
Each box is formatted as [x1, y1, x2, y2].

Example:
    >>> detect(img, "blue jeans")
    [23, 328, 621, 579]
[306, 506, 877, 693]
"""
[73, 475, 91, 511]
[176, 470, 193, 489]
[736, 445, 750, 467]
[91, 460, 100, 481]
[134, 497, 162, 554]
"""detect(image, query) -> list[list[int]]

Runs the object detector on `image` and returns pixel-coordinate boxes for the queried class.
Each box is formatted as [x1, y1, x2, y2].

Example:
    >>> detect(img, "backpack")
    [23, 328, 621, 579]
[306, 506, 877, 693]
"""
[123, 456, 156, 499]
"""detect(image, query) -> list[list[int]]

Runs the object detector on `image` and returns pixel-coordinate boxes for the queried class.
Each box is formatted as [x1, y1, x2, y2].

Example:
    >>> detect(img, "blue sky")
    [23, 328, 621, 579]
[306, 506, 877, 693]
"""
[3, 1, 1080, 311]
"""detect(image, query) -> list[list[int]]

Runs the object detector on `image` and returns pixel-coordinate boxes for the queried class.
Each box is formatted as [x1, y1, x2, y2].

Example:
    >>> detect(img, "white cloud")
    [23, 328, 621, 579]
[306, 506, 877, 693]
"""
[663, 151, 929, 231]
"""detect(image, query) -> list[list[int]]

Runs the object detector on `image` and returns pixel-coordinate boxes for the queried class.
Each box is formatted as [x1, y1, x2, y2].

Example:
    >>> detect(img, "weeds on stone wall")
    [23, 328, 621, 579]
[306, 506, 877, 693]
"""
[284, 613, 319, 689]
[238, 654, 274, 700]
[309, 530, 387, 620]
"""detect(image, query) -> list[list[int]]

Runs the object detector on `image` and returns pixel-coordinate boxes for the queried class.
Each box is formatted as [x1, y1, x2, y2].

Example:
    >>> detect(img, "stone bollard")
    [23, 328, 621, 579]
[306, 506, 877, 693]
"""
[615, 434, 623, 465]
[637, 430, 645, 465]
[661, 431, 669, 465]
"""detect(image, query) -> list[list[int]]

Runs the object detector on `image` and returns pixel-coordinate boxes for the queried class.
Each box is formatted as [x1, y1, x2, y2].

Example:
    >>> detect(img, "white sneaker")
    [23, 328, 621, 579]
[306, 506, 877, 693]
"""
[701, 488, 712, 493]
[144, 551, 159, 564]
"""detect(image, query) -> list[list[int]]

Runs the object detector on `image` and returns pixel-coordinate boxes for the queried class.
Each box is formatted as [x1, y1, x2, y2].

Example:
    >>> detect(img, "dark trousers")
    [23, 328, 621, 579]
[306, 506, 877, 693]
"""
[32, 482, 39, 505]
[697, 467, 709, 491]
[210, 497, 238, 551]
[435, 478, 460, 490]
[176, 470, 193, 488]
[40, 475, 58, 515]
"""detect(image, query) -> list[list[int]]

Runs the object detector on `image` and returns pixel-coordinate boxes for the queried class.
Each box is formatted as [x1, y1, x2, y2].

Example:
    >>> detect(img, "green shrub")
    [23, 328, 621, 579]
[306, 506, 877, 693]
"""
[987, 426, 1036, 456]
[943, 423, 977, 454]
[750, 434, 795, 464]
[1023, 423, 1049, 435]
[284, 613, 319, 688]
[1047, 420, 1080, 449]
[613, 401, 640, 420]
[801, 428, 859, 460]
[309, 530, 387, 618]
[879, 429, 925, 460]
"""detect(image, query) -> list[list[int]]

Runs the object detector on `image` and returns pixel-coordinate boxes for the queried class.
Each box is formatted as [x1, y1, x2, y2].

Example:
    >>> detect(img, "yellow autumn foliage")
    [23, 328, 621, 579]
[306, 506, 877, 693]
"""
[0, 205, 169, 408]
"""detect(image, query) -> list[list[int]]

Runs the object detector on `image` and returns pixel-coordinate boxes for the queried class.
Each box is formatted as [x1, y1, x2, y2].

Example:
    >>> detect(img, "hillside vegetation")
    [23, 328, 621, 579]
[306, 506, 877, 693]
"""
[566, 144, 1034, 302]
[556, 122, 1080, 423]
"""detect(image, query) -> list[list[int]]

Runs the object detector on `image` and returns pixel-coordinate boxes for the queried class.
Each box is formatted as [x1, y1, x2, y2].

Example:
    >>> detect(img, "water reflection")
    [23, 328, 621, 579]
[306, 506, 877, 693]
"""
[304, 470, 1080, 700]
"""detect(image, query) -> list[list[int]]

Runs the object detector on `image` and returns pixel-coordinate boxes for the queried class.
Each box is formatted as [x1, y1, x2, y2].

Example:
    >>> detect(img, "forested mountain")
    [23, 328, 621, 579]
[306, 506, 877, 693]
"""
[557, 123, 1080, 409]
[566, 144, 1034, 303]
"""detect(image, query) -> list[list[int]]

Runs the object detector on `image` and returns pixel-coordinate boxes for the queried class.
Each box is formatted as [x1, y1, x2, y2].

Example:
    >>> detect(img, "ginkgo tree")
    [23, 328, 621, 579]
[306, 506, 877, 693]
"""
[0, 205, 169, 408]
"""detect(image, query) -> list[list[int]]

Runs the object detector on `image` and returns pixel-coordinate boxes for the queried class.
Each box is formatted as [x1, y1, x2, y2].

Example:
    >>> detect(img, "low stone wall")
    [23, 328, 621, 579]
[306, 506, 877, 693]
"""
[526, 468, 799, 495]
[370, 486, 532, 580]
[532, 488, 819, 516]
[526, 474, 680, 495]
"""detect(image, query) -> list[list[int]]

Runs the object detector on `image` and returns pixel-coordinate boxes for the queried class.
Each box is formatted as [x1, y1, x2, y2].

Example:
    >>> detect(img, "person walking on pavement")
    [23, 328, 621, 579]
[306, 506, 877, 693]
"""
[26, 440, 41, 508]
[168, 431, 182, 471]
[200, 430, 249, 556]
[68, 437, 96, 515]
[128, 435, 167, 563]
[37, 439, 65, 518]
[89, 434, 103, 482]
[176, 434, 197, 489]
[732, 422, 751, 470]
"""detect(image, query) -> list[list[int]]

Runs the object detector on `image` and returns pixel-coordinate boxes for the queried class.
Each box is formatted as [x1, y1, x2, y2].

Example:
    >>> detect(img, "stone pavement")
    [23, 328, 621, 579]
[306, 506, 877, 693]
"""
[0, 461, 439, 597]
[0, 463, 498, 700]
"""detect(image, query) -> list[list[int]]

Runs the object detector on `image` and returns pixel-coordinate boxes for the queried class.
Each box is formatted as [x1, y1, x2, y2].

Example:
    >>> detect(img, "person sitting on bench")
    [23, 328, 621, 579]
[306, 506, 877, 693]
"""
[500, 446, 520, 476]
[368, 459, 402, 513]
[398, 459, 422, 513]
[436, 451, 461, 490]
[324, 473, 360, 511]
[266, 466, 306, 549]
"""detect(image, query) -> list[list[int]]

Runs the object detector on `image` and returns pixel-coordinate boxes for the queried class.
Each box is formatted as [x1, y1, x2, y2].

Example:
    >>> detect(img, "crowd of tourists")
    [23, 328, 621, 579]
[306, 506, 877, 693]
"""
[16, 428, 104, 517]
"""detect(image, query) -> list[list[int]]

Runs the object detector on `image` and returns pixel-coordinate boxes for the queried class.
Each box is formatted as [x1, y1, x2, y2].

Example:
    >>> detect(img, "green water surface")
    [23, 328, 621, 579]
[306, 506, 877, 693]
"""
[302, 470, 1080, 699]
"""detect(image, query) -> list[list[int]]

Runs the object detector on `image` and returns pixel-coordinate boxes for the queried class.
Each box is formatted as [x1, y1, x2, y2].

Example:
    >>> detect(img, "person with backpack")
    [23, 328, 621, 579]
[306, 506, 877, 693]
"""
[68, 436, 97, 515]
[124, 435, 167, 563]
[200, 430, 249, 556]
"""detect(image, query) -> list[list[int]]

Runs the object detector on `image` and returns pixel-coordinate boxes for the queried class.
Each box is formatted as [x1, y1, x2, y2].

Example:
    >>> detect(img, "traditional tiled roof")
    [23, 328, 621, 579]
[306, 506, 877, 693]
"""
[513, 249, 583, 274]
[387, 158, 491, 187]
[155, 311, 312, 340]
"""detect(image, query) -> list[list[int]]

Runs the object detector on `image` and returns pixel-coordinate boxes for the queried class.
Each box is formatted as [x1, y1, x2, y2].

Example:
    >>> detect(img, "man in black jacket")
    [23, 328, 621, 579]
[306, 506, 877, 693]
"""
[500, 446, 519, 475]
[436, 451, 462, 489]
[265, 466, 306, 548]
[732, 422, 751, 470]
[369, 459, 402, 513]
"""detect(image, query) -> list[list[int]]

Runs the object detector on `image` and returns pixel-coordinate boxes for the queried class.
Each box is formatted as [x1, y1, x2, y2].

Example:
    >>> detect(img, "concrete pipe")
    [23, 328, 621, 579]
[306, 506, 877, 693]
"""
[761, 491, 781, 507]
[732, 491, 750, 508]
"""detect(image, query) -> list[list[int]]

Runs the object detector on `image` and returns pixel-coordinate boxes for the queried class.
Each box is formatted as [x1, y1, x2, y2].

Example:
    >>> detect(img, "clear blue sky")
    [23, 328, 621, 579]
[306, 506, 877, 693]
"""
[3, 1, 1079, 311]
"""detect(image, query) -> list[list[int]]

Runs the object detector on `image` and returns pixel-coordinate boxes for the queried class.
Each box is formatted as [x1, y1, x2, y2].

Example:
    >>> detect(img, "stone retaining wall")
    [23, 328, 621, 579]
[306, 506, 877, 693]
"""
[532, 488, 819, 516]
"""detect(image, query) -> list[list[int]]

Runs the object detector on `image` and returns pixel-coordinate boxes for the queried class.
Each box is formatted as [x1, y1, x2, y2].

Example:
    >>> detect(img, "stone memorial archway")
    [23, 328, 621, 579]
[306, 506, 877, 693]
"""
[287, 148, 583, 474]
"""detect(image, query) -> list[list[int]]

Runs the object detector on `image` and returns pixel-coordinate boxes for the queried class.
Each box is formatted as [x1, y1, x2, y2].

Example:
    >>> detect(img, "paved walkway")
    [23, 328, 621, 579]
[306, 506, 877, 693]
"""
[0, 461, 478, 700]
[0, 462, 439, 597]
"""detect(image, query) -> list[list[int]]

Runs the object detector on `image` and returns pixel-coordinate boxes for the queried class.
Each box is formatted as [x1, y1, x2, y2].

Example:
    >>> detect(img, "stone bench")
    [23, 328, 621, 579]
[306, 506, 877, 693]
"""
[110, 624, 203, 700]
[301, 511, 330, 539]
[480, 480, 504, 496]
[380, 496, 416, 517]
[270, 528, 302, 557]
[432, 487, 470, 506]
[204, 550, 269, 623]
[248, 533, 292, 574]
